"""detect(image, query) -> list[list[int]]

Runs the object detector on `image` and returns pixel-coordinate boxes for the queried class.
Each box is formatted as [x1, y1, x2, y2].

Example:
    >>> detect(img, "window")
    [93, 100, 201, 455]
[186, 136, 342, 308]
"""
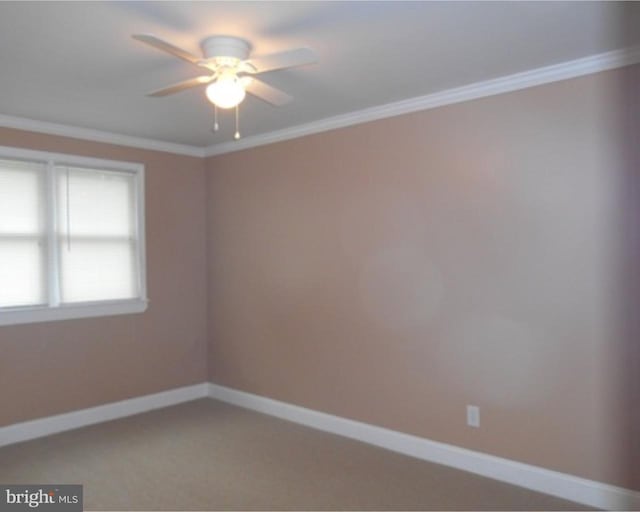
[0, 146, 147, 325]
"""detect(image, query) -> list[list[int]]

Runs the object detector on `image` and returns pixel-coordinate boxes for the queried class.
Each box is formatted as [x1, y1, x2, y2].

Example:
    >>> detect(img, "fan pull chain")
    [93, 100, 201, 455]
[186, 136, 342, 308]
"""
[213, 105, 219, 132]
[234, 105, 241, 140]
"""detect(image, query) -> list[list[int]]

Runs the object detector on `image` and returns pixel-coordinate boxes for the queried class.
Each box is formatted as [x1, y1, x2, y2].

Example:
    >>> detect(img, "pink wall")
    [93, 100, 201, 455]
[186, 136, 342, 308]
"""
[1, 64, 637, 492]
[0, 129, 208, 426]
[205, 65, 640, 490]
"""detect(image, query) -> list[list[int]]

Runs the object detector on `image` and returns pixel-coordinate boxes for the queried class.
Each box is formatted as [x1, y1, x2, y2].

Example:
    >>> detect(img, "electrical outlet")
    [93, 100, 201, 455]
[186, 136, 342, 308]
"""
[467, 405, 480, 427]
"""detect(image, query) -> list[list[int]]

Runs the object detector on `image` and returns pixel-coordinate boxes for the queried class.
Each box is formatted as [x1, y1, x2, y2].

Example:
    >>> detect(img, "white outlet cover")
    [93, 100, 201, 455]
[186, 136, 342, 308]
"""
[467, 405, 480, 427]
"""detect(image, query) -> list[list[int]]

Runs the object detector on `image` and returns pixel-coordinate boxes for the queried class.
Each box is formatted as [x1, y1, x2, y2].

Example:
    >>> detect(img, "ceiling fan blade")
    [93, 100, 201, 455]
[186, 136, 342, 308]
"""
[248, 47, 317, 74]
[148, 75, 213, 97]
[243, 77, 293, 106]
[133, 34, 201, 65]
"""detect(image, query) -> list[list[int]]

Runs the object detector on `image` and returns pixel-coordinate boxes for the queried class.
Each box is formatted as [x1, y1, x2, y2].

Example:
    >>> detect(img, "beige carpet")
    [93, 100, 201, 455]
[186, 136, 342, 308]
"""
[0, 399, 590, 510]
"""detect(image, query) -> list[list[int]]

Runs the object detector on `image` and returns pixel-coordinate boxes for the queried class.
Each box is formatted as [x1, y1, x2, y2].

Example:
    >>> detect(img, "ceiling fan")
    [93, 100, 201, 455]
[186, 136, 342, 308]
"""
[133, 34, 317, 139]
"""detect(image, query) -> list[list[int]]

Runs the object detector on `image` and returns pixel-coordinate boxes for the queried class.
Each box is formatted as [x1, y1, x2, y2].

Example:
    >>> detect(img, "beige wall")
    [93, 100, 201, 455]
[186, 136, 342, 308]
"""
[205, 65, 640, 489]
[0, 129, 208, 426]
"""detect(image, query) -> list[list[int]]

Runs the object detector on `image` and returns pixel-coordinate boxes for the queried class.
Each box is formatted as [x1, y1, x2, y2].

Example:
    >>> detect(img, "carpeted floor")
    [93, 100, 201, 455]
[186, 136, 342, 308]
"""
[0, 399, 590, 510]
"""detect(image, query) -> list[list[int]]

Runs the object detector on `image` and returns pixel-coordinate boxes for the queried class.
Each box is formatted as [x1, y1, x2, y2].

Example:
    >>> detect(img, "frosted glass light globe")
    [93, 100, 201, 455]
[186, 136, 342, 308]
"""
[206, 74, 246, 109]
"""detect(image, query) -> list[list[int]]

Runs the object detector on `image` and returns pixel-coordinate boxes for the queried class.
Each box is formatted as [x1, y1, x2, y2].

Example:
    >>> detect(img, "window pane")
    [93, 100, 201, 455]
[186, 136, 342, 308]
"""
[0, 159, 47, 308]
[57, 166, 136, 237]
[0, 159, 46, 234]
[0, 238, 47, 307]
[0, 149, 145, 324]
[59, 240, 137, 303]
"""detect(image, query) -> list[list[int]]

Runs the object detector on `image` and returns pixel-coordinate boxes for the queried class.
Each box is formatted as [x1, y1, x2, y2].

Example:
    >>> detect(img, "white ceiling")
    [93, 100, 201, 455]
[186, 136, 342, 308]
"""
[0, 1, 638, 150]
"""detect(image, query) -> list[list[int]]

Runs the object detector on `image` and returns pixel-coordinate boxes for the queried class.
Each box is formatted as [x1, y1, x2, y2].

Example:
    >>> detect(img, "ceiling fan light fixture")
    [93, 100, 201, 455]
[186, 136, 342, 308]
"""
[205, 73, 246, 109]
[133, 33, 317, 140]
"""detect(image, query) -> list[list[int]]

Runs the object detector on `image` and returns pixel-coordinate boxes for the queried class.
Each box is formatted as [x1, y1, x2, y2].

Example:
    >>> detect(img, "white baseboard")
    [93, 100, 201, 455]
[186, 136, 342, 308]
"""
[0, 382, 209, 447]
[2, 381, 637, 510]
[208, 382, 640, 511]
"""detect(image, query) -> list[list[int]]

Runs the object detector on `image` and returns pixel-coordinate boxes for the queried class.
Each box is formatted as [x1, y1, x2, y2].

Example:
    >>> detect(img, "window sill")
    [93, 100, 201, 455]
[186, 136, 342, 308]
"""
[0, 299, 149, 326]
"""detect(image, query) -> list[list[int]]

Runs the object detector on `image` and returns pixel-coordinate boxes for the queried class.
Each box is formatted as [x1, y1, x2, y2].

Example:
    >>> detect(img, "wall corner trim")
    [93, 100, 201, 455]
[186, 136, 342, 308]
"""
[0, 383, 209, 447]
[207, 382, 640, 511]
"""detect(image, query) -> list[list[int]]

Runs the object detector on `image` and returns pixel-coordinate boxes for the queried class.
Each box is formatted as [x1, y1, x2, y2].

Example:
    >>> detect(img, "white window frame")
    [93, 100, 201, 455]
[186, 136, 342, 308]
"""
[0, 145, 148, 326]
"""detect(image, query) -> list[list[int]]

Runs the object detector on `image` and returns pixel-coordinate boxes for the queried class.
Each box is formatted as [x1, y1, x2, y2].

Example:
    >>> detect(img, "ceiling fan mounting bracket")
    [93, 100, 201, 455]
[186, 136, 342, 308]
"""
[201, 36, 251, 61]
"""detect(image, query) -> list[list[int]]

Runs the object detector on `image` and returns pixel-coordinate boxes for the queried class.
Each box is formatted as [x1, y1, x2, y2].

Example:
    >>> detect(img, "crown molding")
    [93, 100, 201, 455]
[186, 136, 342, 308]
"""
[204, 44, 640, 157]
[0, 114, 205, 158]
[0, 46, 638, 159]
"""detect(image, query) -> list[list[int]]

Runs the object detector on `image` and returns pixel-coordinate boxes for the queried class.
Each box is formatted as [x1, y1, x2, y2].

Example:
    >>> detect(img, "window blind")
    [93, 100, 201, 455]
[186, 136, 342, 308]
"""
[0, 159, 47, 308]
[56, 166, 139, 303]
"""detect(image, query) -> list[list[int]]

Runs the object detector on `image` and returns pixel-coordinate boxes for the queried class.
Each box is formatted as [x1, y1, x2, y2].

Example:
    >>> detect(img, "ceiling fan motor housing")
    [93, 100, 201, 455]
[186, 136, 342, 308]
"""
[201, 36, 251, 62]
